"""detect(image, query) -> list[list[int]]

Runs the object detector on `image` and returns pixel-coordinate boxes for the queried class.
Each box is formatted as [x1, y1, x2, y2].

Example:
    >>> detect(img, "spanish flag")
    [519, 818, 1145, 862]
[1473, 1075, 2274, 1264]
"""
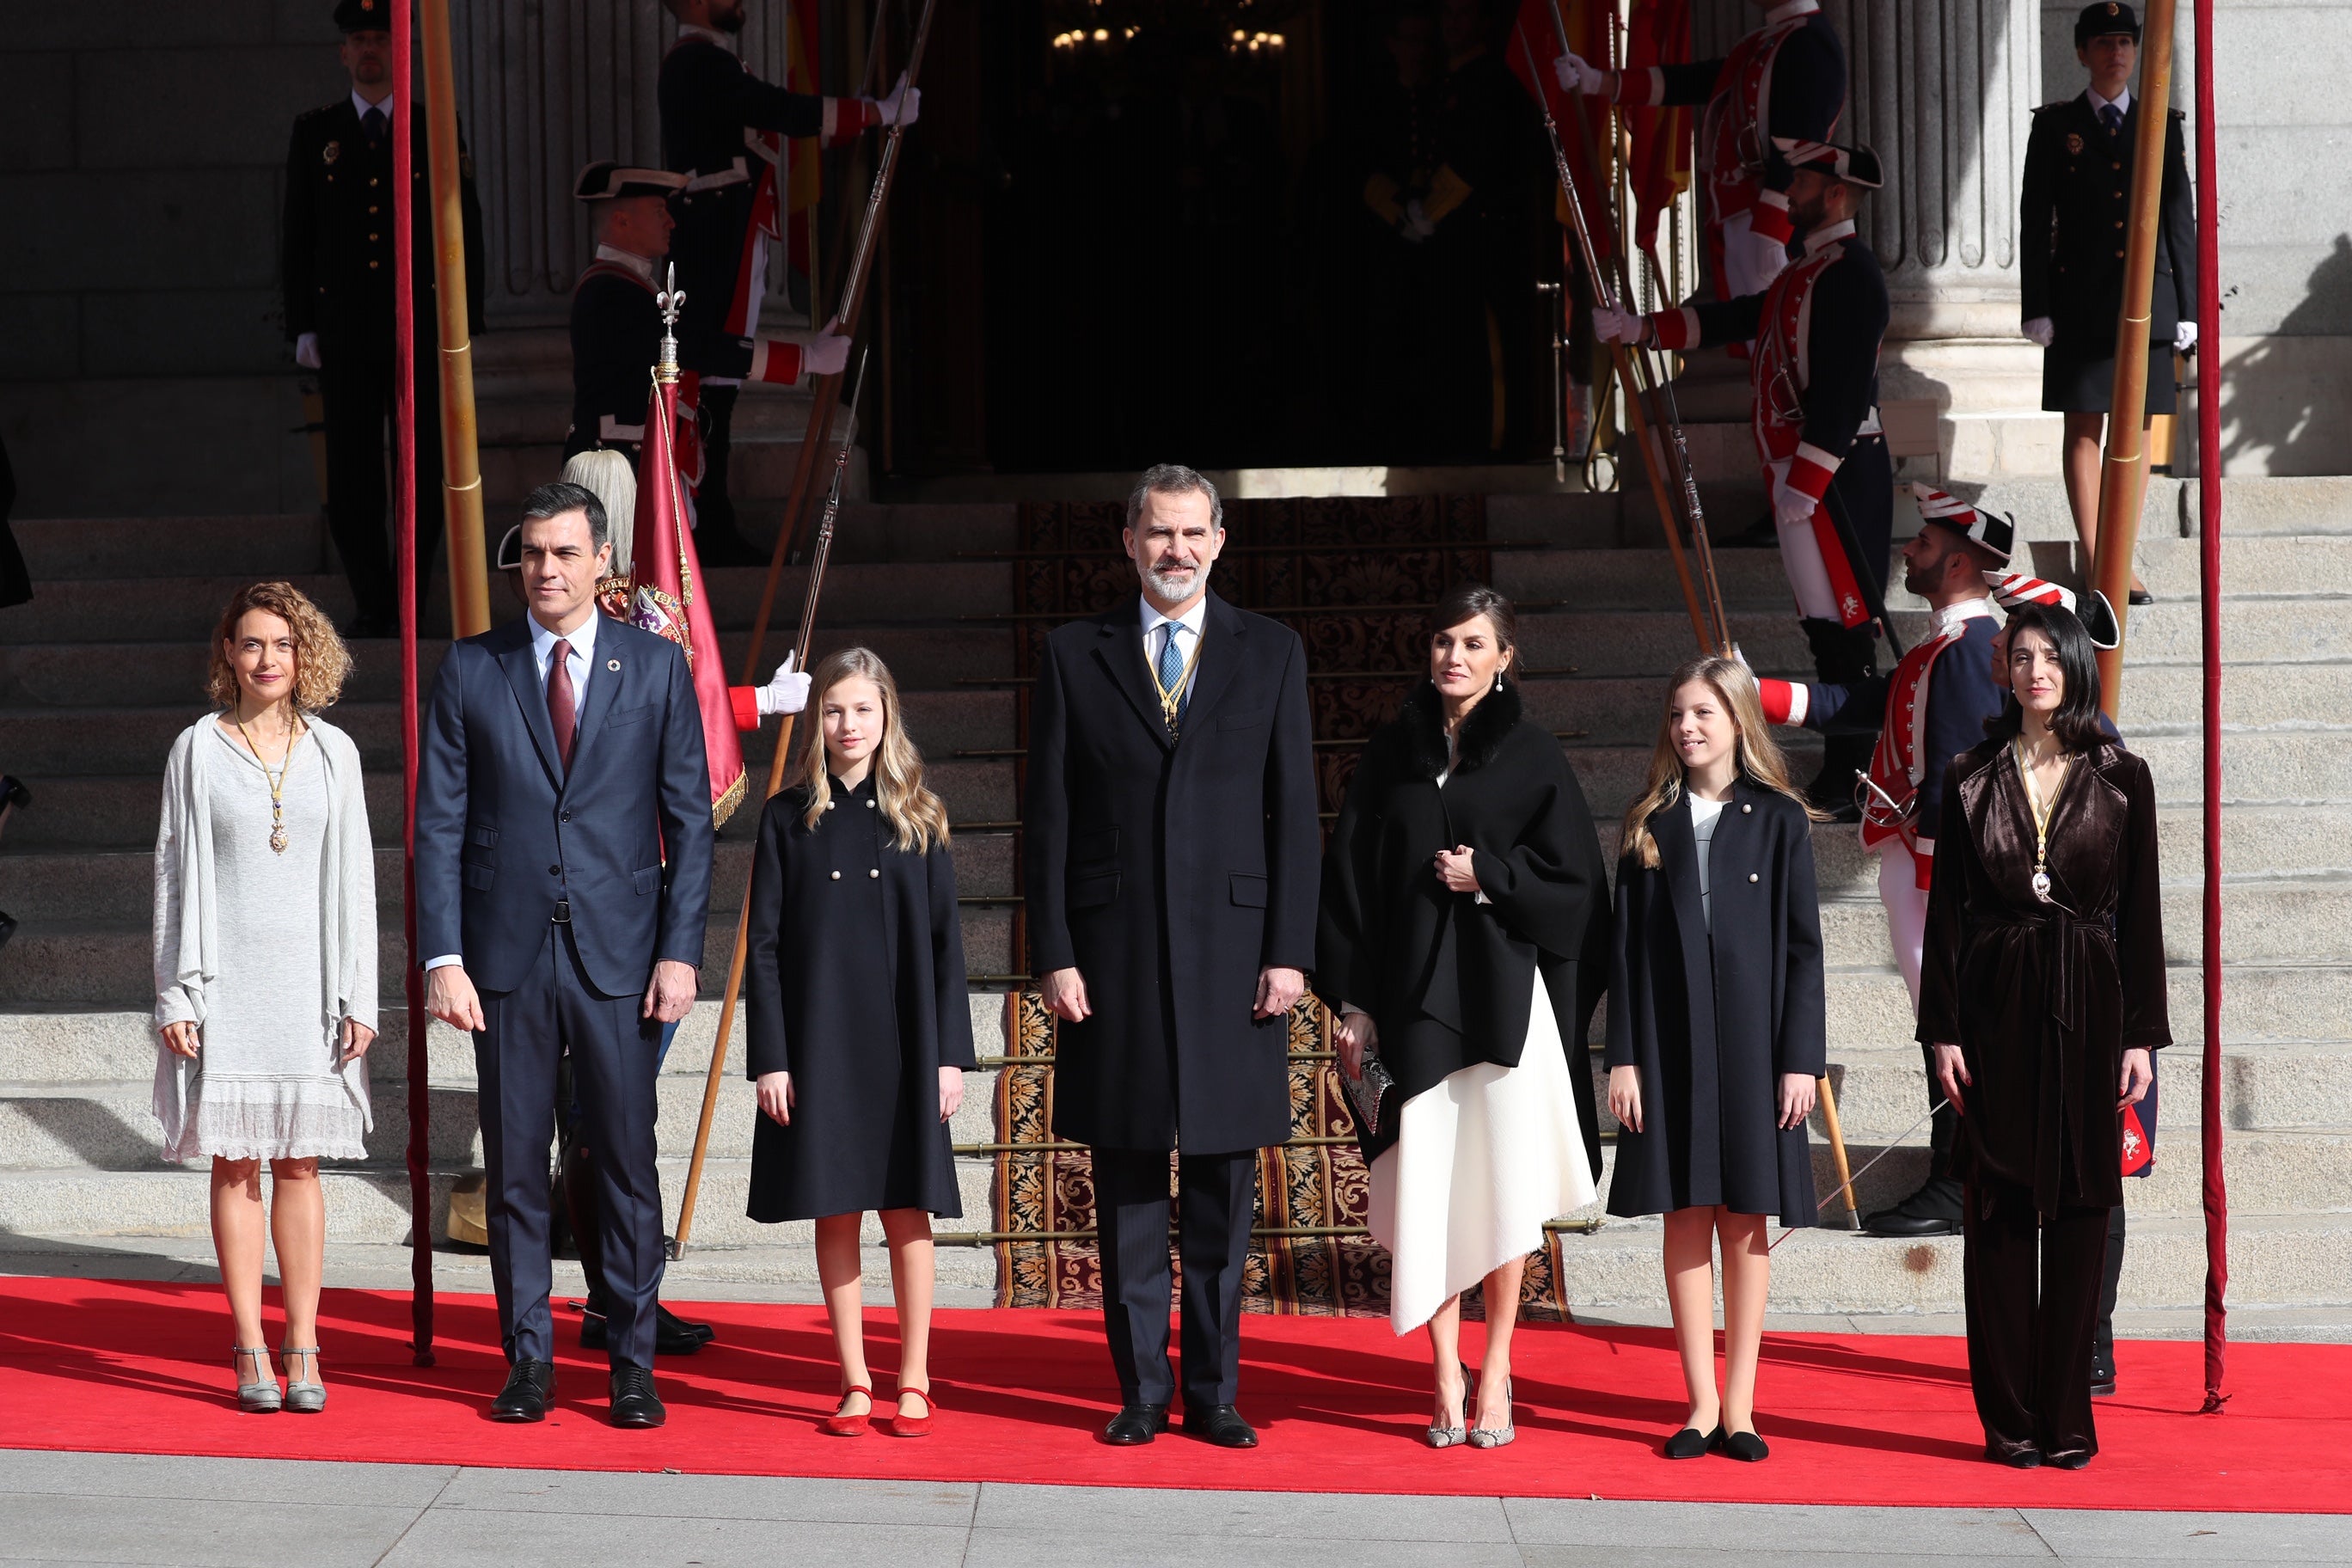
[626, 368, 748, 826]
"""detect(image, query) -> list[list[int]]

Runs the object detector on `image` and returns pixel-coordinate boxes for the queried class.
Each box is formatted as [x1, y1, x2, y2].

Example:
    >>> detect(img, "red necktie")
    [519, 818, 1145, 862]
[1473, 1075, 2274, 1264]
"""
[548, 639, 577, 771]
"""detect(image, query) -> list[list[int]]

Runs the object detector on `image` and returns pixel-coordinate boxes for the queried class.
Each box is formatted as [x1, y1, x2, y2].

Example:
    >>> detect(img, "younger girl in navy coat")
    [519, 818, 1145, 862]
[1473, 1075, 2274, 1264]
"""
[744, 647, 974, 1438]
[1608, 655, 1828, 1463]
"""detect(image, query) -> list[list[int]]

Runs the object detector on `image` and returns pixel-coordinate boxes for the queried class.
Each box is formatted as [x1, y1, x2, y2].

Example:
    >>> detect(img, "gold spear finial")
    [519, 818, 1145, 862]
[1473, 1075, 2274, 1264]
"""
[654, 264, 685, 385]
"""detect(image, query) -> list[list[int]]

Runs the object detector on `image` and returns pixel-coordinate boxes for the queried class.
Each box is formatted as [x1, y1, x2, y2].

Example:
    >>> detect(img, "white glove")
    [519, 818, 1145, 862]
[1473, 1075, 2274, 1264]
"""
[295, 332, 322, 370]
[1773, 476, 1819, 530]
[1553, 50, 1604, 95]
[1592, 305, 1645, 345]
[2021, 316, 2055, 348]
[875, 72, 921, 129]
[2173, 320, 2199, 355]
[756, 652, 812, 718]
[801, 324, 852, 378]
[1402, 198, 1436, 242]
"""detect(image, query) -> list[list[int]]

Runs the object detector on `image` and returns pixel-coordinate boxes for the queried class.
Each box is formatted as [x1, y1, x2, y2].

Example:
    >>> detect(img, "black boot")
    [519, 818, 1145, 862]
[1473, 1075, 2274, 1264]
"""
[1861, 1175, 1963, 1236]
[2092, 1204, 2126, 1395]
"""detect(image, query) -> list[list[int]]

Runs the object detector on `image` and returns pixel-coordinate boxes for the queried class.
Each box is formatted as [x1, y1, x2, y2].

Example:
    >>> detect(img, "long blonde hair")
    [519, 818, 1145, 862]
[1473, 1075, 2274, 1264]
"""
[797, 646, 952, 854]
[1620, 656, 1822, 869]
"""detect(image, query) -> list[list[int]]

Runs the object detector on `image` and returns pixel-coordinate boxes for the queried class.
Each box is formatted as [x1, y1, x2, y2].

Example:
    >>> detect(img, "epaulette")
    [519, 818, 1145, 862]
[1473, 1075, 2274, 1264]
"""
[2030, 101, 2067, 116]
[292, 102, 344, 128]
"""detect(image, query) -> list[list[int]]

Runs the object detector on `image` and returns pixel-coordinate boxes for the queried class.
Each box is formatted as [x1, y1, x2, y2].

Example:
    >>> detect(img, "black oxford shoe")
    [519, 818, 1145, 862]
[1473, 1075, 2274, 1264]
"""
[608, 1365, 667, 1429]
[579, 1302, 714, 1357]
[1183, 1404, 1259, 1449]
[489, 1359, 554, 1423]
[1099, 1403, 1169, 1446]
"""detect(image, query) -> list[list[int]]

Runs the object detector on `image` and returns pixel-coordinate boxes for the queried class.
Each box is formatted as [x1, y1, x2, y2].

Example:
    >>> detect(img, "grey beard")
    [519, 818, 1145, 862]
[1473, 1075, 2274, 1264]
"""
[1145, 566, 1201, 599]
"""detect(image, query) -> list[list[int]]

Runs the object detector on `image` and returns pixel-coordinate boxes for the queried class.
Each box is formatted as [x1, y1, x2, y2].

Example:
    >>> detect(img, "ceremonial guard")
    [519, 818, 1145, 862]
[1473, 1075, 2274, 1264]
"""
[281, 0, 484, 639]
[1596, 138, 1891, 810]
[1556, 0, 1845, 300]
[567, 162, 848, 477]
[658, 0, 916, 565]
[2022, 2, 2197, 604]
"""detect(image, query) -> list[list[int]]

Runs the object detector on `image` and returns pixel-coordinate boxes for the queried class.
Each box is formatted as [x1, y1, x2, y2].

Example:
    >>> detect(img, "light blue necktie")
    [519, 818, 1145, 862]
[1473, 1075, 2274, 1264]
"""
[1157, 623, 1186, 734]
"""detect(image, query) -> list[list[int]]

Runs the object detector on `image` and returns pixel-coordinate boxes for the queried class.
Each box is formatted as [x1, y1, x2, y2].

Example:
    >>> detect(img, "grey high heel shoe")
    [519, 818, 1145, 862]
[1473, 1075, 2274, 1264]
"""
[281, 1345, 326, 1414]
[1425, 1363, 1473, 1449]
[233, 1346, 282, 1413]
[1467, 1374, 1515, 1449]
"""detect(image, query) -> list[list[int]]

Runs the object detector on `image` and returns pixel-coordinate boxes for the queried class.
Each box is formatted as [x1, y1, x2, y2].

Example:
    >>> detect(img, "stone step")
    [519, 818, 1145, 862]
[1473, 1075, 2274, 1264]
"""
[2188, 476, 2352, 537]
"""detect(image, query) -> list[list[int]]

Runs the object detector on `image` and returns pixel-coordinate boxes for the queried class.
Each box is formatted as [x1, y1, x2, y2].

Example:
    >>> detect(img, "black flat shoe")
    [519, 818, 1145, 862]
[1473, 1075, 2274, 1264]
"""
[1985, 1439, 2043, 1468]
[2128, 588, 2154, 606]
[1101, 1402, 1169, 1445]
[1712, 1427, 1769, 1461]
[608, 1364, 666, 1429]
[1183, 1403, 1259, 1449]
[489, 1359, 554, 1422]
[0, 775, 31, 812]
[2045, 1448, 2092, 1470]
[1664, 1424, 1718, 1460]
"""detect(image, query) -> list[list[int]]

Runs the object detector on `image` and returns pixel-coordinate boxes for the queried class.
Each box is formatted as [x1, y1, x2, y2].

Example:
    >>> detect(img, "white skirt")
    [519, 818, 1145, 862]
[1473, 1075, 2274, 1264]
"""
[1366, 971, 1598, 1333]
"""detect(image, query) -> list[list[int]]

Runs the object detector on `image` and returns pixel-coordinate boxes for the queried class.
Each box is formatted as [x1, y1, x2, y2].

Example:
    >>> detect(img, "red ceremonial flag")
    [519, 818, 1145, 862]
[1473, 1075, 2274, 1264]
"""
[1504, 0, 1614, 246]
[1624, 0, 1693, 254]
[627, 371, 748, 826]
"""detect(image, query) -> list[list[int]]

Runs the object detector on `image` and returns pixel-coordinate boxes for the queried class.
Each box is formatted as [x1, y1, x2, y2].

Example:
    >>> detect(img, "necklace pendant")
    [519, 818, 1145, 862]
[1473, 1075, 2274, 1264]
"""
[270, 824, 289, 854]
[2030, 866, 2052, 902]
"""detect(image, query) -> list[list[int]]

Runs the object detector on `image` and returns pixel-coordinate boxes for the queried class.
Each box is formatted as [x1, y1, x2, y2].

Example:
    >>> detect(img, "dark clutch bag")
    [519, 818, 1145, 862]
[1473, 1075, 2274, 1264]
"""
[1344, 1050, 1400, 1139]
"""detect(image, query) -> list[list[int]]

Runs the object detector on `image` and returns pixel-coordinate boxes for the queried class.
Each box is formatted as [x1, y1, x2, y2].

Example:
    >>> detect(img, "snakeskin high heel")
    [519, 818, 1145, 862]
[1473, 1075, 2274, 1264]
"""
[1425, 1363, 1473, 1449]
[1467, 1374, 1516, 1449]
[281, 1345, 326, 1413]
[233, 1346, 281, 1413]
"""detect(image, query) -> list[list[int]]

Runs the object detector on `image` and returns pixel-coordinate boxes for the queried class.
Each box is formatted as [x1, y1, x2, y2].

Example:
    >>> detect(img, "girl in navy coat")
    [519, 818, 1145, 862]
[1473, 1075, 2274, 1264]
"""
[1608, 655, 1828, 1462]
[744, 647, 974, 1438]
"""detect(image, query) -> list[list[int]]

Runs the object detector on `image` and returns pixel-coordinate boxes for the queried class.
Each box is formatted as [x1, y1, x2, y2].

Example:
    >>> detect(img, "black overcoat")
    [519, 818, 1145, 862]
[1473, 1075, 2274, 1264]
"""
[743, 776, 976, 1222]
[1314, 682, 1608, 1172]
[1605, 782, 1827, 1225]
[1915, 740, 2171, 1214]
[1024, 592, 1320, 1154]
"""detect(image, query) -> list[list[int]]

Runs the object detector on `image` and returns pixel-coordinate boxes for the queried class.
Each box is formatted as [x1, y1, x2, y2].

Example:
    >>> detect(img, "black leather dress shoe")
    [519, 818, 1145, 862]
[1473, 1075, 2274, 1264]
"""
[1099, 1403, 1169, 1446]
[579, 1302, 714, 1356]
[1862, 1177, 1964, 1237]
[2046, 1447, 2092, 1470]
[489, 1359, 555, 1422]
[1183, 1404, 1259, 1449]
[609, 1365, 667, 1429]
[1985, 1438, 2043, 1468]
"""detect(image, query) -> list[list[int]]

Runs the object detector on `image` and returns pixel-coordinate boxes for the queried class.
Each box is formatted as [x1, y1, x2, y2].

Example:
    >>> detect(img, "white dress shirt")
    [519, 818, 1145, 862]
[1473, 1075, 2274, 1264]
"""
[592, 242, 658, 286]
[2087, 83, 2132, 121]
[424, 610, 603, 971]
[1140, 594, 1208, 689]
[352, 89, 391, 126]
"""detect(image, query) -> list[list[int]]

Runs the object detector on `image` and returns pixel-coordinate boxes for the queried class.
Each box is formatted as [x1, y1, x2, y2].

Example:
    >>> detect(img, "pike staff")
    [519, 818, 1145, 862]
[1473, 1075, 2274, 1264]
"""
[675, 348, 874, 1257]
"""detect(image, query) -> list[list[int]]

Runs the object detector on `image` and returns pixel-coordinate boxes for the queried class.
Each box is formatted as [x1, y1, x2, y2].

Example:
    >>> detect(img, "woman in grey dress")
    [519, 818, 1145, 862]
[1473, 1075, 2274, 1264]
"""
[153, 582, 377, 1412]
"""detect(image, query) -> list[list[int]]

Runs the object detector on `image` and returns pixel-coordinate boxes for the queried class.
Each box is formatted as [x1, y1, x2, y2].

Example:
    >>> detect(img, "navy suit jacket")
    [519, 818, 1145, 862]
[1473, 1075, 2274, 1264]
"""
[415, 614, 715, 997]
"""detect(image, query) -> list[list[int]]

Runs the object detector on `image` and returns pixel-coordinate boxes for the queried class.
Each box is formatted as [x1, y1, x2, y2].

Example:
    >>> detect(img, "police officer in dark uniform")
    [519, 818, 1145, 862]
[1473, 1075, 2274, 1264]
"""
[567, 162, 847, 472]
[2022, 2, 2197, 605]
[658, 0, 914, 565]
[281, 0, 485, 639]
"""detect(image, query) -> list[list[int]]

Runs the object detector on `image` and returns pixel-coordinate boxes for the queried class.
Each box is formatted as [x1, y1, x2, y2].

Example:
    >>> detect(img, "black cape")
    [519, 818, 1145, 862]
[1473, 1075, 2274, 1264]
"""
[744, 775, 975, 1222]
[1605, 781, 1827, 1225]
[1315, 683, 1608, 1173]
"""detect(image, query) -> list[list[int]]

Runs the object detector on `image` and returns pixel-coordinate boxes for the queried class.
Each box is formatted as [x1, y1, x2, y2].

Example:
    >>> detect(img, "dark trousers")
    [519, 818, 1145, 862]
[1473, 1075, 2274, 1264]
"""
[1828, 432, 1894, 601]
[559, 1020, 679, 1318]
[476, 922, 666, 1369]
[1093, 1146, 1254, 1411]
[318, 345, 444, 626]
[1920, 1044, 1957, 1184]
[695, 383, 742, 542]
[1963, 1180, 2110, 1459]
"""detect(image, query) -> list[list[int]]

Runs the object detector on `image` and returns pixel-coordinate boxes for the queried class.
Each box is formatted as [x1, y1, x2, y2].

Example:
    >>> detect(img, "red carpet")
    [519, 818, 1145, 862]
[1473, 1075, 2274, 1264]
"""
[0, 1277, 2339, 1511]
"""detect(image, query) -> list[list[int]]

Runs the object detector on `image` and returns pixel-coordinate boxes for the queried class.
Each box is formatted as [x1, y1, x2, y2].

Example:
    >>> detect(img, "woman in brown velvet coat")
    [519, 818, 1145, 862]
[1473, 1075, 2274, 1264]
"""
[1917, 603, 2169, 1471]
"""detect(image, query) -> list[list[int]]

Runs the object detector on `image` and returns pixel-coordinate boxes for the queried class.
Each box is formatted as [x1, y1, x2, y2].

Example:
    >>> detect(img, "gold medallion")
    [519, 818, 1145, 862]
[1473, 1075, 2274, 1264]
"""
[323, 140, 340, 164]
[2066, 132, 2084, 155]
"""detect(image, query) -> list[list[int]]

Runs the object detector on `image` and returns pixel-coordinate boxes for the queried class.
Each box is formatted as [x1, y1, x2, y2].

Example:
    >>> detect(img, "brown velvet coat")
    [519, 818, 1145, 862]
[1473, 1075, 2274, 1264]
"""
[1916, 739, 2171, 1213]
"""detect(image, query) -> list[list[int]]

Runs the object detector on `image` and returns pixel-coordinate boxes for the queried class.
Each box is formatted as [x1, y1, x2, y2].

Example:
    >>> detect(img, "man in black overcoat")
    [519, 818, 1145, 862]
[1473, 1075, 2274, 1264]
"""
[1024, 464, 1319, 1450]
[281, 0, 484, 638]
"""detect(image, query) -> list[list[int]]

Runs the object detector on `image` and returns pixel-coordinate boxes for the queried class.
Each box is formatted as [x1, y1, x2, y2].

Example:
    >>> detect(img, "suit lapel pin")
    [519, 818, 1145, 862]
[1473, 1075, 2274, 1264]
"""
[607, 658, 622, 671]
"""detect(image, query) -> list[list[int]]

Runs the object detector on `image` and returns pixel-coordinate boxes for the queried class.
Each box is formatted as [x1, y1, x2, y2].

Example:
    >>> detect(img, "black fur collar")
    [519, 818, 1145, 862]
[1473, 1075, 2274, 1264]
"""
[1399, 679, 1523, 781]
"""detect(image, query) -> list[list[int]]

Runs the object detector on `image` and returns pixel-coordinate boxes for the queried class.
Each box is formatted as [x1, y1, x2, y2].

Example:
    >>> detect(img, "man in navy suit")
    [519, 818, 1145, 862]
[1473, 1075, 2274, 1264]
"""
[416, 481, 714, 1428]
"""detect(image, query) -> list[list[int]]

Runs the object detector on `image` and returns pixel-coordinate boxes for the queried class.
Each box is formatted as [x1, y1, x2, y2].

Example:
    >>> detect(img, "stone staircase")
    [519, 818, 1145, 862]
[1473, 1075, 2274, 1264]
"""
[2, 473, 2347, 1325]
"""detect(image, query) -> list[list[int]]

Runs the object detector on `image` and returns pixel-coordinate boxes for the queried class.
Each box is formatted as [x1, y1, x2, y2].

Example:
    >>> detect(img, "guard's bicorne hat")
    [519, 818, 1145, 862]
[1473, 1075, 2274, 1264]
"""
[334, 0, 391, 34]
[1772, 136, 1883, 190]
[574, 161, 689, 202]
[2075, 2, 2141, 46]
[1985, 570, 2122, 650]
[494, 524, 523, 572]
[1912, 483, 2016, 566]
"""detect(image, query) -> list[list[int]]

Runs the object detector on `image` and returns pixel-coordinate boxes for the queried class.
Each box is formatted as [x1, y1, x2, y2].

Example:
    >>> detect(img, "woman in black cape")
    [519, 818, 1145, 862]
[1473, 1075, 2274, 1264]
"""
[1607, 654, 1827, 1462]
[1317, 585, 1610, 1450]
[744, 647, 975, 1439]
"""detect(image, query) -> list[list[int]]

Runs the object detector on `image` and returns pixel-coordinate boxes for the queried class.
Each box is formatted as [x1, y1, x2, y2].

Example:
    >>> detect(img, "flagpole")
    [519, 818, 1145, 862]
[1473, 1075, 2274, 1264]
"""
[675, 348, 873, 1258]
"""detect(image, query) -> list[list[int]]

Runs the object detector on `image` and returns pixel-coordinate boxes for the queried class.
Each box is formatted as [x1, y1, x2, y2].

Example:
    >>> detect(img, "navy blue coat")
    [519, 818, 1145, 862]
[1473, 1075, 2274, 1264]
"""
[415, 614, 715, 997]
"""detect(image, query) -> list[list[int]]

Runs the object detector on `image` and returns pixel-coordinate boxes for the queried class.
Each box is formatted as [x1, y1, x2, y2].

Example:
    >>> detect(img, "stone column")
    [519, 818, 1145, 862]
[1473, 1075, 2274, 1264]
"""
[1826, 0, 2052, 476]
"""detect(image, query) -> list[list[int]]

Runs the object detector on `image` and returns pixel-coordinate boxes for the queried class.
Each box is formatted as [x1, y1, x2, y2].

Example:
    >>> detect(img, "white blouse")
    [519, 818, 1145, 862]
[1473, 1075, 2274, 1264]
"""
[1689, 793, 1727, 930]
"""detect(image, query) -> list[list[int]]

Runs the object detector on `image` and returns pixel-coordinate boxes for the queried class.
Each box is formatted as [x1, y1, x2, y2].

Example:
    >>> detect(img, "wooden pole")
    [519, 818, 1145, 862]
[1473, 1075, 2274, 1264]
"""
[2091, 0, 2178, 716]
[741, 0, 932, 683]
[416, 0, 489, 637]
[1816, 1075, 1859, 1227]
[675, 353, 873, 1257]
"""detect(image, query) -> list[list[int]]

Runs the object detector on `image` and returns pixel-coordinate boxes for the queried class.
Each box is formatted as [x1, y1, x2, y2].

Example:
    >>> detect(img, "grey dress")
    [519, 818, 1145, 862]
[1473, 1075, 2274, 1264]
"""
[152, 717, 377, 1162]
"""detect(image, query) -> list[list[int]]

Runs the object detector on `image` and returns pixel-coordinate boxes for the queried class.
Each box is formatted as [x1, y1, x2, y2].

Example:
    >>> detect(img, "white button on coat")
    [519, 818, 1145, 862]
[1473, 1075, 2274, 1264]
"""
[1748, 873, 1759, 883]
[868, 868, 879, 878]
[830, 870, 841, 880]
